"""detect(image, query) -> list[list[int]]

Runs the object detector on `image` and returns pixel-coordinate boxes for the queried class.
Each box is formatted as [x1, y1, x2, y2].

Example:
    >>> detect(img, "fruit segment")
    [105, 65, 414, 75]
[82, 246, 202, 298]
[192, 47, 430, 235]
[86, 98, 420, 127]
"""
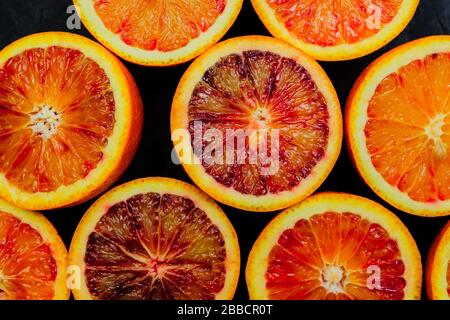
[365, 52, 450, 203]
[0, 47, 115, 193]
[93, 0, 226, 52]
[0, 211, 57, 300]
[84, 192, 227, 300]
[266, 0, 401, 46]
[266, 211, 406, 300]
[188, 50, 329, 196]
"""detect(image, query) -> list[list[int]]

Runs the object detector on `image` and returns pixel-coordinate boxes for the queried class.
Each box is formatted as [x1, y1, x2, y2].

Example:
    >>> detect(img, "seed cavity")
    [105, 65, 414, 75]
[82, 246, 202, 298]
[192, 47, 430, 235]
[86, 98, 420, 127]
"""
[252, 107, 271, 128]
[320, 265, 347, 293]
[425, 114, 447, 159]
[29, 105, 61, 139]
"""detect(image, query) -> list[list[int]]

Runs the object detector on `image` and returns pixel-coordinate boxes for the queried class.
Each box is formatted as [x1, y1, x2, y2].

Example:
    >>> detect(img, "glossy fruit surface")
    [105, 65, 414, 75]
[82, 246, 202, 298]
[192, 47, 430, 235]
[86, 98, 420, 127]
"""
[69, 177, 240, 300]
[251, 0, 419, 60]
[0, 32, 143, 210]
[246, 192, 422, 300]
[0, 199, 69, 300]
[74, 0, 243, 66]
[346, 35, 450, 216]
[171, 36, 342, 211]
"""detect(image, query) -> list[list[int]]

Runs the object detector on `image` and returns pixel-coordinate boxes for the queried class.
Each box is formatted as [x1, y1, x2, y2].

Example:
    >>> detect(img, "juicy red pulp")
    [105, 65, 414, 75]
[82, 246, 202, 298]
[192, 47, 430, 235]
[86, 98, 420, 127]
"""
[0, 47, 115, 193]
[94, 0, 227, 52]
[267, 0, 402, 46]
[0, 211, 57, 300]
[84, 192, 227, 300]
[188, 50, 330, 196]
[266, 211, 406, 300]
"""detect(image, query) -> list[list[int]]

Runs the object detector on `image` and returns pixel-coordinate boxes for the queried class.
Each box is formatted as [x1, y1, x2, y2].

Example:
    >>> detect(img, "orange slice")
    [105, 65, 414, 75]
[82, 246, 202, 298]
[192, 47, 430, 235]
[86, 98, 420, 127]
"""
[171, 36, 342, 212]
[251, 0, 419, 61]
[0, 32, 143, 210]
[73, 0, 243, 66]
[246, 192, 422, 300]
[346, 35, 450, 217]
[426, 221, 450, 300]
[0, 198, 69, 300]
[69, 177, 240, 300]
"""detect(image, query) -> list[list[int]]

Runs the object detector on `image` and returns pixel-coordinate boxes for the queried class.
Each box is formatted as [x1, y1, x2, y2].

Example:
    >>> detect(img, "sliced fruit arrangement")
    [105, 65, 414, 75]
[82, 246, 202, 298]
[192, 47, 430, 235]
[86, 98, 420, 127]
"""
[346, 35, 450, 217]
[0, 198, 69, 300]
[0, 32, 143, 210]
[171, 36, 342, 212]
[73, 0, 243, 66]
[246, 192, 422, 300]
[426, 221, 450, 300]
[69, 177, 240, 300]
[251, 0, 419, 61]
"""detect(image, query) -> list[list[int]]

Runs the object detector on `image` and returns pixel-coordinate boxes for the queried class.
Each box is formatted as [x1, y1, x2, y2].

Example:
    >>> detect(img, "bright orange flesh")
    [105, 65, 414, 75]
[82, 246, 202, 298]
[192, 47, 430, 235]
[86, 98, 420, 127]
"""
[84, 192, 227, 300]
[94, 0, 226, 52]
[0, 211, 58, 300]
[365, 52, 450, 203]
[267, 0, 401, 46]
[0, 47, 115, 193]
[188, 50, 329, 195]
[266, 211, 406, 300]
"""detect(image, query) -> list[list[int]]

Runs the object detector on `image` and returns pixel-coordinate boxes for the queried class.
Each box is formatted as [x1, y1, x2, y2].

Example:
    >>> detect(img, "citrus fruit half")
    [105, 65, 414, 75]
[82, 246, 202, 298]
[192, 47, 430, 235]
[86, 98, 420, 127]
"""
[0, 198, 69, 300]
[246, 192, 422, 300]
[171, 36, 342, 212]
[0, 32, 143, 210]
[251, 0, 419, 61]
[346, 35, 450, 217]
[73, 0, 243, 66]
[69, 177, 240, 300]
[426, 221, 450, 300]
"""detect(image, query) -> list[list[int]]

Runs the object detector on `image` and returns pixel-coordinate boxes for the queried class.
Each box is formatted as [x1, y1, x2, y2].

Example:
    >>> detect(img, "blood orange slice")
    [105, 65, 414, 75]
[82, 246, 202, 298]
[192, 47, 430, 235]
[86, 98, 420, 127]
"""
[426, 221, 450, 300]
[251, 0, 419, 61]
[0, 198, 69, 300]
[69, 177, 240, 300]
[0, 32, 143, 210]
[346, 36, 450, 217]
[171, 36, 342, 212]
[73, 0, 243, 66]
[246, 192, 422, 300]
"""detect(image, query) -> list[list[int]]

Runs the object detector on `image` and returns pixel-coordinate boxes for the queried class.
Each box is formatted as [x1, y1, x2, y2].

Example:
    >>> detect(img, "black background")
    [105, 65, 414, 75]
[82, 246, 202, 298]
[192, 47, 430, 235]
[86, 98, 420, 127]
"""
[0, 0, 449, 301]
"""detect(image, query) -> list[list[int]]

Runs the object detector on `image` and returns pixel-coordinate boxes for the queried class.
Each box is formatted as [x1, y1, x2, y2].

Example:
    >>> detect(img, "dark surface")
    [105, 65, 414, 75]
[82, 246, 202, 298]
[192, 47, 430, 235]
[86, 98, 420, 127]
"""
[0, 0, 449, 300]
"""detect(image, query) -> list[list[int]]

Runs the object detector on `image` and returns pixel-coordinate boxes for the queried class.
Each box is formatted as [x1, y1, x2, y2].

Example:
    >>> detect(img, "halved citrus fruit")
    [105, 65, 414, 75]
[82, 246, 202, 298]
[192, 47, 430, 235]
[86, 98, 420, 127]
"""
[0, 32, 143, 210]
[426, 221, 450, 300]
[0, 198, 69, 300]
[171, 36, 342, 212]
[73, 0, 243, 66]
[346, 35, 450, 217]
[246, 192, 422, 300]
[251, 0, 419, 61]
[69, 177, 240, 300]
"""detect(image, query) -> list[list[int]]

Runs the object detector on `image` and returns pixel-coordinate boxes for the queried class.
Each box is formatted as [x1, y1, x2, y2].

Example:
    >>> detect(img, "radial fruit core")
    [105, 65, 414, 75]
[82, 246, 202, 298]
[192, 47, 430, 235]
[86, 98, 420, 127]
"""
[0, 47, 116, 193]
[188, 50, 330, 196]
[266, 211, 406, 299]
[84, 192, 227, 299]
[365, 52, 450, 203]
